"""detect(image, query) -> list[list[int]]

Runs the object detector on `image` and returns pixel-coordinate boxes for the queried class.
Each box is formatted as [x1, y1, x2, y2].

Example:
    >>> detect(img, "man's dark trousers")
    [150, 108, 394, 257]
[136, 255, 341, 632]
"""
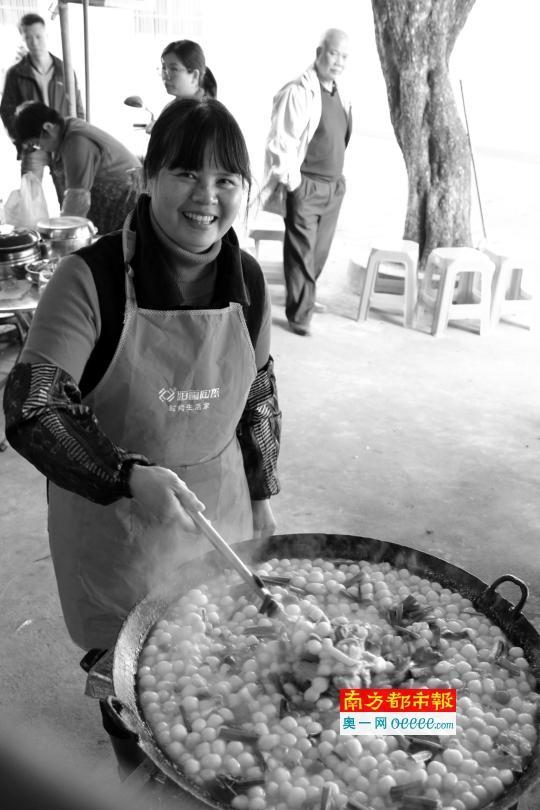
[283, 174, 346, 327]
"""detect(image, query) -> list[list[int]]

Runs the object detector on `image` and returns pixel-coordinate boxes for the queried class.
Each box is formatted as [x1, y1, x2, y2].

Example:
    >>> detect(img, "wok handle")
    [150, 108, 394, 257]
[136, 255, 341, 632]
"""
[105, 695, 140, 738]
[482, 574, 529, 618]
[190, 510, 265, 596]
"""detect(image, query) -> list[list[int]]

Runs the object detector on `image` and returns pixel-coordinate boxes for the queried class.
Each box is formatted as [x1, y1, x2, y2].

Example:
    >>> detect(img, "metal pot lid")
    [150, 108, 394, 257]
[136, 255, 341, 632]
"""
[0, 246, 41, 267]
[36, 216, 96, 239]
[0, 227, 41, 253]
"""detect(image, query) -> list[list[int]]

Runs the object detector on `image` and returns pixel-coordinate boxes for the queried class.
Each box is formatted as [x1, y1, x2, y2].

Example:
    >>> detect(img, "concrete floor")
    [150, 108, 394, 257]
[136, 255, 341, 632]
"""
[1, 268, 540, 808]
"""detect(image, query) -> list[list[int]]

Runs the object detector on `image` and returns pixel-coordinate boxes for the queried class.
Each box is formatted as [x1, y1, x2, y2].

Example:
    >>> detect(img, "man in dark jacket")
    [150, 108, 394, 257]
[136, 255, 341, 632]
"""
[0, 12, 84, 201]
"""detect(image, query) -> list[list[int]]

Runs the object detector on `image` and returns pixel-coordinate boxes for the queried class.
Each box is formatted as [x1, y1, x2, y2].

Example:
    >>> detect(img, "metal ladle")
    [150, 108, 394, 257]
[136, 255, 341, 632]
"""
[190, 510, 281, 617]
[190, 510, 332, 626]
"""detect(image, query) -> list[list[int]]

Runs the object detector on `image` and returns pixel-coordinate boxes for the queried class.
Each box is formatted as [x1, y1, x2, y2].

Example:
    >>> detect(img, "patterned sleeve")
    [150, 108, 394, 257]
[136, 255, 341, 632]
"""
[3, 363, 151, 504]
[236, 356, 281, 500]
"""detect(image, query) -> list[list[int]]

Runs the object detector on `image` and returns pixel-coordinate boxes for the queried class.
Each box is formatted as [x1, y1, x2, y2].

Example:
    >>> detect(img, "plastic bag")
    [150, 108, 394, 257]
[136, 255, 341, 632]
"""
[4, 171, 49, 228]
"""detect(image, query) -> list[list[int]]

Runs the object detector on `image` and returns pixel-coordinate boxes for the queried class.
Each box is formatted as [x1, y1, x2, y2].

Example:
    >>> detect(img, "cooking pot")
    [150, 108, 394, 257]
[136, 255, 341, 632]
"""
[0, 227, 41, 281]
[36, 216, 97, 259]
[104, 534, 540, 810]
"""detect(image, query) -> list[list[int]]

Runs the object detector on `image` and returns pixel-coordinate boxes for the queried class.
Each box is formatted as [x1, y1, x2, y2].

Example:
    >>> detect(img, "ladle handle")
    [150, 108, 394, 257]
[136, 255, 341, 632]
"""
[190, 510, 263, 594]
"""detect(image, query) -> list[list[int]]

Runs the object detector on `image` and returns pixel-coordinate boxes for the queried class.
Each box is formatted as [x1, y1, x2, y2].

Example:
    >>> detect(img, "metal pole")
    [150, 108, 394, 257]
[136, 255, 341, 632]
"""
[82, 0, 91, 120]
[58, 1, 77, 117]
[459, 79, 487, 241]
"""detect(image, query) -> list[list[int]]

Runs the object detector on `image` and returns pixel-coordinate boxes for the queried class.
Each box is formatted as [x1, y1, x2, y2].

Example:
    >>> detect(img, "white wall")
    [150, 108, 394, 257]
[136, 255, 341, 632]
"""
[1, 0, 539, 254]
[2, 0, 538, 160]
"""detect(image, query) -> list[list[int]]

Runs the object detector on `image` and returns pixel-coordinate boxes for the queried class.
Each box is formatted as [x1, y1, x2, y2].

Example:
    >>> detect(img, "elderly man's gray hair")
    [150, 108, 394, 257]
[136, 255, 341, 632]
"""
[319, 28, 348, 48]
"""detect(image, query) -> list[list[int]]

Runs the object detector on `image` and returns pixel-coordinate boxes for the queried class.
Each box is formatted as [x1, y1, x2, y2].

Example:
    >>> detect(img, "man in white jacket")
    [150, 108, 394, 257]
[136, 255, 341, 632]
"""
[261, 29, 352, 335]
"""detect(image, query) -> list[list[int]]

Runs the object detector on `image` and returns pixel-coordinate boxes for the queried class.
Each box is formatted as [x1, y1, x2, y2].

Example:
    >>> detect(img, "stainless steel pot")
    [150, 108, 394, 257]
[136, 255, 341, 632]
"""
[105, 533, 540, 810]
[0, 227, 42, 281]
[36, 216, 97, 259]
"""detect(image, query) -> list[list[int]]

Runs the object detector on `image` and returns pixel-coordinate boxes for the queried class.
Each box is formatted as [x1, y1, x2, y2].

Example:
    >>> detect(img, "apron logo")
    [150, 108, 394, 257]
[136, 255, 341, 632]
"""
[158, 387, 220, 413]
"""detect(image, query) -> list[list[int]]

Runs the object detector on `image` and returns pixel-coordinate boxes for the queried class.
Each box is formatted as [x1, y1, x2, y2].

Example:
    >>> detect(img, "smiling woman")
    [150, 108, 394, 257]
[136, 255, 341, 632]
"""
[14, 101, 142, 234]
[3, 96, 281, 775]
[144, 97, 250, 252]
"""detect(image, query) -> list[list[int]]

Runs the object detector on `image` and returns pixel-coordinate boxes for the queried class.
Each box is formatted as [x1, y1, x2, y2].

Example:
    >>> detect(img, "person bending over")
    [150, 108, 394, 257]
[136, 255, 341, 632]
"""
[15, 101, 142, 235]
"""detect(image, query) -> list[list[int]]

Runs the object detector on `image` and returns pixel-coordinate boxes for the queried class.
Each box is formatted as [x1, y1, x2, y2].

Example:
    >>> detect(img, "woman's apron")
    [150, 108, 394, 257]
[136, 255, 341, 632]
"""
[48, 226, 257, 651]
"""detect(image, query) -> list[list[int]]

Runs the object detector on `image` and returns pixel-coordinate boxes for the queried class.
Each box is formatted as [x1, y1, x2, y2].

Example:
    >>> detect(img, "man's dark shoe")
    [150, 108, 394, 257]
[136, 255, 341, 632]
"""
[288, 320, 311, 336]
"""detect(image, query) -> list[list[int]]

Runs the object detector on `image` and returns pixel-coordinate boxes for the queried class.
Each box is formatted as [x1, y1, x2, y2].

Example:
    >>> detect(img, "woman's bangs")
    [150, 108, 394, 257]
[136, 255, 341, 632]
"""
[168, 116, 248, 178]
[165, 122, 209, 172]
[205, 137, 247, 178]
[145, 100, 251, 190]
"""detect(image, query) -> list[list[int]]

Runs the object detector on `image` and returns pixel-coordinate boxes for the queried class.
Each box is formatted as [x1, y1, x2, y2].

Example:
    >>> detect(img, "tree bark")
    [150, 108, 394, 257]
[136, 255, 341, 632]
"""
[371, 0, 477, 266]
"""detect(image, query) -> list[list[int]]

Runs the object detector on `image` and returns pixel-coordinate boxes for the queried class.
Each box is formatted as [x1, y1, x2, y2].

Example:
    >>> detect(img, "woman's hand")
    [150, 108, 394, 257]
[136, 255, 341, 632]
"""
[129, 464, 205, 531]
[251, 499, 277, 539]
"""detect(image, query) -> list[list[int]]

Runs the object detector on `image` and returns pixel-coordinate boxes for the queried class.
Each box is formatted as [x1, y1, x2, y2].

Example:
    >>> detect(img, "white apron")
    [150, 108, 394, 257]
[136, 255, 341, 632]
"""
[48, 228, 257, 650]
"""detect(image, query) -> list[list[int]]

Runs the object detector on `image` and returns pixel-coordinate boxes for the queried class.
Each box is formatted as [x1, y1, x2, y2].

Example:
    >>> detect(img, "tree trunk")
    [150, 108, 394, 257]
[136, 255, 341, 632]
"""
[371, 0, 477, 266]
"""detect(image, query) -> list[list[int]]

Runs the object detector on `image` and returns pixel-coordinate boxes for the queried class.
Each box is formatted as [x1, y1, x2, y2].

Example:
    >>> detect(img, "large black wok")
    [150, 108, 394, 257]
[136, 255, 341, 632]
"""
[110, 533, 540, 810]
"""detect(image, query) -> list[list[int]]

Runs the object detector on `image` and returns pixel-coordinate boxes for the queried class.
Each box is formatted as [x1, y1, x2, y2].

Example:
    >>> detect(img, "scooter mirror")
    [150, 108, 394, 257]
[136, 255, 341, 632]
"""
[124, 95, 144, 108]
